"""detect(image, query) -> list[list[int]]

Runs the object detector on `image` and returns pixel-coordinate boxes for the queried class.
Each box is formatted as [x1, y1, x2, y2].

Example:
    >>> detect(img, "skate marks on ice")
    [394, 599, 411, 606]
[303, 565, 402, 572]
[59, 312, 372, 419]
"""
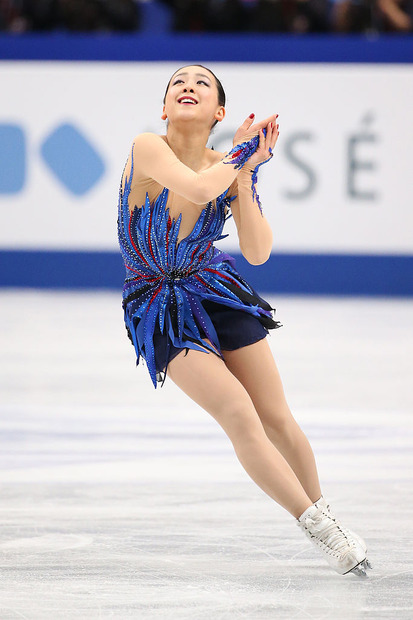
[0, 534, 93, 554]
[0, 291, 413, 618]
[0, 481, 412, 619]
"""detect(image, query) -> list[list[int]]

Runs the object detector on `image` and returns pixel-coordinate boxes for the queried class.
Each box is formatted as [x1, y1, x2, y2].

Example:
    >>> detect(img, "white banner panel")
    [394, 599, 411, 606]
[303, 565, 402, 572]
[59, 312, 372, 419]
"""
[1, 61, 412, 253]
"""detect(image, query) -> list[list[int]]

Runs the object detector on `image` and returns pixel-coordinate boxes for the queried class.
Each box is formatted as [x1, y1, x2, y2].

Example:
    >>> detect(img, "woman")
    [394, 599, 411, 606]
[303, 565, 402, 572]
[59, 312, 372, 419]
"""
[117, 64, 372, 577]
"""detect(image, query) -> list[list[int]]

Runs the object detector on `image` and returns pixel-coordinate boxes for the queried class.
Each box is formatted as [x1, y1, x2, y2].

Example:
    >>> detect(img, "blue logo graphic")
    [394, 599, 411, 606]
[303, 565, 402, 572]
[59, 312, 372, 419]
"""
[0, 124, 26, 194]
[40, 123, 105, 196]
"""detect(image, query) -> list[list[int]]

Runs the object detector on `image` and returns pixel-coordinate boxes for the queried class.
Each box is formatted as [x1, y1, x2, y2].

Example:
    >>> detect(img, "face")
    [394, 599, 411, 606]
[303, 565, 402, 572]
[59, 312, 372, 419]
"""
[162, 66, 225, 129]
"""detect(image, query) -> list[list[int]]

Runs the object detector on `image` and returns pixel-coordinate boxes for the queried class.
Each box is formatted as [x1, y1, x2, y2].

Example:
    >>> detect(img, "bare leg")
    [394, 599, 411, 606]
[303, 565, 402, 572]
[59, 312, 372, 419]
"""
[223, 338, 323, 503]
[167, 348, 313, 519]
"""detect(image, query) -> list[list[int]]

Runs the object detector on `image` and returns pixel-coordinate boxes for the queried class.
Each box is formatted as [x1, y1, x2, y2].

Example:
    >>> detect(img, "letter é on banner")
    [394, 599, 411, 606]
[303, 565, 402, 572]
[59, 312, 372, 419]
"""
[347, 112, 379, 201]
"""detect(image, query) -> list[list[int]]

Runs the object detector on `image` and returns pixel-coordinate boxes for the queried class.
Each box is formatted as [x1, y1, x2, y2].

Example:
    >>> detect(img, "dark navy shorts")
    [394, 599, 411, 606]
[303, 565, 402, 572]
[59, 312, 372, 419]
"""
[153, 299, 269, 376]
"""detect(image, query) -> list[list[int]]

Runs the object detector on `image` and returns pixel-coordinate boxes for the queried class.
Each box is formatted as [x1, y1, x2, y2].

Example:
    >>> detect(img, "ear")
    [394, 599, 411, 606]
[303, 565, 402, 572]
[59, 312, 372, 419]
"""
[214, 106, 225, 124]
[161, 105, 167, 121]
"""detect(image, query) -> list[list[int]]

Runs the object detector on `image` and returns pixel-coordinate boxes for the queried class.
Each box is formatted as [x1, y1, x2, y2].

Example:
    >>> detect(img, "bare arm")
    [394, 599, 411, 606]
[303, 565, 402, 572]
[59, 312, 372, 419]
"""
[125, 114, 278, 206]
[230, 170, 273, 265]
[230, 119, 279, 265]
[128, 133, 240, 205]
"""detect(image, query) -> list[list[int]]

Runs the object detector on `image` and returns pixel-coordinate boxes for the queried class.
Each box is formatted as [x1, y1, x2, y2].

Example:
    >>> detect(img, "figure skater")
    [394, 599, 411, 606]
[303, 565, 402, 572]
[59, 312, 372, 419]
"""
[117, 64, 372, 577]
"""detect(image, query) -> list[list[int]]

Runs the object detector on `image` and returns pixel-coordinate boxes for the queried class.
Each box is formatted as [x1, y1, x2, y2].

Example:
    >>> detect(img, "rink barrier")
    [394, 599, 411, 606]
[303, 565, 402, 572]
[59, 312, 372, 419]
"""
[1, 35, 412, 295]
[0, 33, 412, 63]
[0, 250, 412, 296]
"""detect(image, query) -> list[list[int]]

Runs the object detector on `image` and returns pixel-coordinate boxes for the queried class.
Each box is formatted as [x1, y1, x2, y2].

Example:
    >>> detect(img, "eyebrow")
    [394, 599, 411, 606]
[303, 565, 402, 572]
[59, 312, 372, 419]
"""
[173, 72, 211, 81]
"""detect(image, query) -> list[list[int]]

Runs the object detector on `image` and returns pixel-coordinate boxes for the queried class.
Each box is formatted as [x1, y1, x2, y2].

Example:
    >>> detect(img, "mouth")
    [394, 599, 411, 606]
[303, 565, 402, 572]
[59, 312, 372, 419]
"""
[178, 97, 198, 105]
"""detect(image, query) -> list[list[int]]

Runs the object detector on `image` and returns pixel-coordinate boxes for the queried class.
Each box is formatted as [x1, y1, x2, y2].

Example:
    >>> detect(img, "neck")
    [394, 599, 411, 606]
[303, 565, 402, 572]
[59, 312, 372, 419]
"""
[166, 122, 211, 171]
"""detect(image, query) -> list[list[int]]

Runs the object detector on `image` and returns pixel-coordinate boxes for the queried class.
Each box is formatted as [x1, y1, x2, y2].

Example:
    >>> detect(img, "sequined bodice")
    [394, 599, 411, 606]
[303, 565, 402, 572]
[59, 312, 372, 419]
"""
[117, 148, 275, 388]
[117, 149, 234, 287]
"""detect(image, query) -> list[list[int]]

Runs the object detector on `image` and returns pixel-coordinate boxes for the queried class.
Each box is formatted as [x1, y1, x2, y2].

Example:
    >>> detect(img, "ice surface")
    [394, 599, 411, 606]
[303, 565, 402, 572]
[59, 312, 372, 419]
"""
[0, 291, 412, 619]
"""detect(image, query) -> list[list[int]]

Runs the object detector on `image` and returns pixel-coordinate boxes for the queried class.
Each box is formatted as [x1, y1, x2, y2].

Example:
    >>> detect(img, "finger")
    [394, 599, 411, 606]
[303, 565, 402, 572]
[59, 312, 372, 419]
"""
[261, 125, 269, 153]
[260, 114, 277, 128]
[265, 125, 275, 153]
[271, 122, 279, 148]
[250, 115, 278, 138]
[256, 129, 263, 151]
[257, 114, 278, 130]
[262, 124, 270, 152]
[266, 122, 273, 149]
[241, 113, 255, 130]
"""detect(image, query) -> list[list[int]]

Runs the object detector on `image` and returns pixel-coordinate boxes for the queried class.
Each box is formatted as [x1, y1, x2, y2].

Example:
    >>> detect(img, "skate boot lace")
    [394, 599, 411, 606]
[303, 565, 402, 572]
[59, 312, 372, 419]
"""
[303, 512, 355, 558]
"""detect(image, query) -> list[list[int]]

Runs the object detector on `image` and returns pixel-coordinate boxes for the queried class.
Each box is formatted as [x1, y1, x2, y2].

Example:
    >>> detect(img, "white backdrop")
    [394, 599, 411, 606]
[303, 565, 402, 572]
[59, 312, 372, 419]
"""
[1, 61, 412, 254]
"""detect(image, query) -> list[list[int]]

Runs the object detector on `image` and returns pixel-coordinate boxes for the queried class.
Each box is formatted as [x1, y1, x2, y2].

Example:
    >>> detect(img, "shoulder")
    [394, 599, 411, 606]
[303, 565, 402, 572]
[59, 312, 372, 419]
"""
[132, 132, 169, 152]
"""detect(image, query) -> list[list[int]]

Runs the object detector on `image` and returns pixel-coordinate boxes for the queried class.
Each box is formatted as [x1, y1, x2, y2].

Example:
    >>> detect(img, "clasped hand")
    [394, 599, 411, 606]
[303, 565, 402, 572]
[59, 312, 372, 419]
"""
[232, 113, 279, 168]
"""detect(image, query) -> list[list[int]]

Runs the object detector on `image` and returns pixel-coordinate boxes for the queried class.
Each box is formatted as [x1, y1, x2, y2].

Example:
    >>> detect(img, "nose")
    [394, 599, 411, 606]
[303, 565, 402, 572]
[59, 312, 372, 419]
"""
[183, 86, 195, 93]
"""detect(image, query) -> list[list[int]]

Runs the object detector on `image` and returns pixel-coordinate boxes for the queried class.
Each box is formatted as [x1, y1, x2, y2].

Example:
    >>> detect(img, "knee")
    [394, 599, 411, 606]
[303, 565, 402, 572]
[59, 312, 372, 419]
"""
[263, 408, 299, 443]
[217, 399, 264, 443]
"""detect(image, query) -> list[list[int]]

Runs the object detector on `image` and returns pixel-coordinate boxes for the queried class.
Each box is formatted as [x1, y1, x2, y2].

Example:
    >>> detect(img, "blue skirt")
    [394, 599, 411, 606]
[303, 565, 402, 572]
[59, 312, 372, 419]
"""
[151, 299, 271, 381]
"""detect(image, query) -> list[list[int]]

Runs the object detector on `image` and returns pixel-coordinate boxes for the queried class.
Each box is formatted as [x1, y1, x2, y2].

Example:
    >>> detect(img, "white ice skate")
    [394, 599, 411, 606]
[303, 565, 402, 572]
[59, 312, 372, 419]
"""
[315, 496, 370, 558]
[297, 504, 372, 577]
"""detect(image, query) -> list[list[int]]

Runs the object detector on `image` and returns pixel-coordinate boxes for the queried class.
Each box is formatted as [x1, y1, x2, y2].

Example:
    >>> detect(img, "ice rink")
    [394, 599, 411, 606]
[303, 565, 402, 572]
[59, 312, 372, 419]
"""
[1, 290, 412, 619]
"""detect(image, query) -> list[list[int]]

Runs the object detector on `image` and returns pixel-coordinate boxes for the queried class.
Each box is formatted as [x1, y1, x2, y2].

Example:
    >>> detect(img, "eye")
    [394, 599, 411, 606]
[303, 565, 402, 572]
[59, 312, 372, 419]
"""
[172, 79, 184, 85]
[197, 80, 209, 86]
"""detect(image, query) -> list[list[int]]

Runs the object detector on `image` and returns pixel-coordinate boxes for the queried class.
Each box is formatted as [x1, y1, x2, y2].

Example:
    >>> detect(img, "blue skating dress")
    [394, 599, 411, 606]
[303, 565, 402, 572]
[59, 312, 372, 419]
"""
[118, 149, 280, 387]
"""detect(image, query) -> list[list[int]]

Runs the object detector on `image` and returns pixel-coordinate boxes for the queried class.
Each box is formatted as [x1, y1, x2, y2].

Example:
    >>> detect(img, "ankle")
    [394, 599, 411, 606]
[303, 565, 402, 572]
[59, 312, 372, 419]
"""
[293, 499, 314, 520]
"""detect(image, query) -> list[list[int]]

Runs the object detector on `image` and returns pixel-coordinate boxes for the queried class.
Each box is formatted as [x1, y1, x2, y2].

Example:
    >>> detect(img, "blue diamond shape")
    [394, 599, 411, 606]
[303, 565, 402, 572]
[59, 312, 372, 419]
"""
[40, 123, 105, 196]
[0, 124, 26, 194]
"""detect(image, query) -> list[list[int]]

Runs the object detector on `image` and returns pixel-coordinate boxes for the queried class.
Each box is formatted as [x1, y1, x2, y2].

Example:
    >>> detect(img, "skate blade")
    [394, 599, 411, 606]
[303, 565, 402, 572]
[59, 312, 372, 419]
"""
[347, 558, 371, 578]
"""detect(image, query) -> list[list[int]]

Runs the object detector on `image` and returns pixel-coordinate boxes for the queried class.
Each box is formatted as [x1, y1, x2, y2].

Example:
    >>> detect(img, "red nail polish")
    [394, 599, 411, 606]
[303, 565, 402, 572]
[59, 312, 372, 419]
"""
[249, 113, 255, 119]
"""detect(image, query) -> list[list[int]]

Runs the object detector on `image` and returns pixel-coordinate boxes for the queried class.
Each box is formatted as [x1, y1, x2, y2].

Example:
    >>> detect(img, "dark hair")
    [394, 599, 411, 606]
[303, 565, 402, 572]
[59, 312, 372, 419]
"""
[163, 64, 226, 129]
